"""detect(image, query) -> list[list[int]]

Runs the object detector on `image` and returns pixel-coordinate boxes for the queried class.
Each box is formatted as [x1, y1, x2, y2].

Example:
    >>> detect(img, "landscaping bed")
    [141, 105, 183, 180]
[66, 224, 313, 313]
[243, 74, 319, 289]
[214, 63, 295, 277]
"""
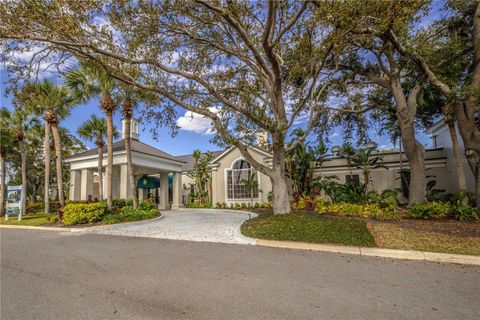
[242, 209, 480, 256]
[241, 210, 375, 247]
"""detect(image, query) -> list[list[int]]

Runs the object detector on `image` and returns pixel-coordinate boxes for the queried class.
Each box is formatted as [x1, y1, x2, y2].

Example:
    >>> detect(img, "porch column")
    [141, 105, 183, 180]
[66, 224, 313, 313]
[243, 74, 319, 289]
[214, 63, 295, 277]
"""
[137, 175, 144, 201]
[69, 170, 82, 201]
[80, 169, 94, 200]
[171, 172, 182, 210]
[210, 167, 218, 205]
[119, 164, 133, 199]
[159, 173, 169, 210]
[111, 166, 121, 198]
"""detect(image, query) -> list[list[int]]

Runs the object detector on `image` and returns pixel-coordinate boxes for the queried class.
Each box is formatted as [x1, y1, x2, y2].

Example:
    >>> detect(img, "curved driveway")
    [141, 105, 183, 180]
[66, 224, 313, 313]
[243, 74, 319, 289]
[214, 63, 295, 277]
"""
[86, 209, 256, 245]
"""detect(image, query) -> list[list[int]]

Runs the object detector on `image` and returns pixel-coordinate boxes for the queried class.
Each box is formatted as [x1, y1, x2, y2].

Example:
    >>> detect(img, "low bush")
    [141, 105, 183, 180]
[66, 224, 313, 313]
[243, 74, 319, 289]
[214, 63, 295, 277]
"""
[26, 201, 60, 214]
[451, 204, 479, 221]
[102, 207, 159, 224]
[185, 202, 212, 208]
[316, 200, 400, 220]
[139, 198, 156, 210]
[292, 195, 317, 211]
[112, 198, 133, 210]
[409, 202, 479, 221]
[63, 202, 106, 225]
[215, 202, 228, 209]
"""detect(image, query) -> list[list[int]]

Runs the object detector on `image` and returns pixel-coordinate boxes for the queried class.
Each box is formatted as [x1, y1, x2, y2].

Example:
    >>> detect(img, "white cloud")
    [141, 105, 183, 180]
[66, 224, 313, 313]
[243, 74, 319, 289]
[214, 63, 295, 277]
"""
[176, 110, 215, 135]
[329, 132, 340, 139]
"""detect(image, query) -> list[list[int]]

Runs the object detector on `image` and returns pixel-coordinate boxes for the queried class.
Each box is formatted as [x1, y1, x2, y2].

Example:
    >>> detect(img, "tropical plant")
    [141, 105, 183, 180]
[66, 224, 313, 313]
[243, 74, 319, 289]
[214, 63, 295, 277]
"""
[19, 80, 76, 218]
[77, 115, 118, 201]
[0, 108, 14, 216]
[65, 60, 117, 210]
[2, 104, 41, 215]
[286, 128, 328, 196]
[241, 172, 259, 207]
[186, 150, 213, 205]
[349, 147, 387, 196]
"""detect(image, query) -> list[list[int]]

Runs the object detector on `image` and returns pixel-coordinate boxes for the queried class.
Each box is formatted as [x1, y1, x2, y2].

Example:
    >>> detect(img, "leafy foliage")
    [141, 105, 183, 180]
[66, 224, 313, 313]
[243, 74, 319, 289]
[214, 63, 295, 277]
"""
[63, 202, 106, 225]
[102, 207, 159, 224]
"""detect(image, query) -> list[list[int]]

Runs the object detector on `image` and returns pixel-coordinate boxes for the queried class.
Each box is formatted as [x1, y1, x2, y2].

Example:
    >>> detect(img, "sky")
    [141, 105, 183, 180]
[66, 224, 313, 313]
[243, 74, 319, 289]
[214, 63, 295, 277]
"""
[0, 1, 446, 156]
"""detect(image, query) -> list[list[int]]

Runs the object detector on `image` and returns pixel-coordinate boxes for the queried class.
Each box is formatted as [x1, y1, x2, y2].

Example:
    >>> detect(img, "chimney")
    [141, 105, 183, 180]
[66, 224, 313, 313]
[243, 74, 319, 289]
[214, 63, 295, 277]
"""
[122, 118, 140, 141]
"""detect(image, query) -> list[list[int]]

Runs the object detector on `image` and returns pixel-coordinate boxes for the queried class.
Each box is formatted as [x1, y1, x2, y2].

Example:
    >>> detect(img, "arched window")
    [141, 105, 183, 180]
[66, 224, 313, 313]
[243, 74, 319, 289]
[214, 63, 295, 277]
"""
[227, 159, 259, 200]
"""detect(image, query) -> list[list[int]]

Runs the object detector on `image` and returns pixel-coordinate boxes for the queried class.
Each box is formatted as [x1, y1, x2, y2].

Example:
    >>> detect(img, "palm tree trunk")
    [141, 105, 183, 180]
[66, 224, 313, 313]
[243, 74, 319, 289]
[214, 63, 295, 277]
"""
[106, 110, 113, 210]
[20, 139, 27, 216]
[97, 145, 104, 201]
[50, 124, 65, 219]
[0, 153, 5, 217]
[44, 123, 50, 215]
[124, 117, 138, 209]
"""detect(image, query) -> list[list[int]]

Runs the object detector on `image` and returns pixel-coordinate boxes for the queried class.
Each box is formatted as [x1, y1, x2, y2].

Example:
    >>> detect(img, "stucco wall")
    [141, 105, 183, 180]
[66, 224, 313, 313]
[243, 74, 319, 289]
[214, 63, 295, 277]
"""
[431, 124, 475, 192]
[210, 148, 272, 205]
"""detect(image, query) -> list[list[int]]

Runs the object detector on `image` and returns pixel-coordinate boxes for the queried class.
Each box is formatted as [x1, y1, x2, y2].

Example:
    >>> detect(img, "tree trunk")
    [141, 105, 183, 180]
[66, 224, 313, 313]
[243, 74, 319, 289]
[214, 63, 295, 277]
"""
[0, 153, 5, 216]
[20, 139, 27, 215]
[50, 124, 65, 219]
[124, 116, 138, 209]
[97, 145, 104, 201]
[447, 121, 467, 192]
[44, 123, 50, 215]
[106, 110, 113, 210]
[270, 172, 291, 214]
[391, 80, 426, 205]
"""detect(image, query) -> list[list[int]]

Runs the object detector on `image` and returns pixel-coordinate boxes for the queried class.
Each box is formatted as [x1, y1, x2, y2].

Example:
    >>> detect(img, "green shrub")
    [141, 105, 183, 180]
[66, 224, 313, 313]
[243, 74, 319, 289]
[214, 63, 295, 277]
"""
[185, 202, 212, 208]
[451, 204, 479, 221]
[234, 203, 242, 209]
[315, 200, 400, 220]
[409, 202, 451, 219]
[112, 198, 133, 209]
[292, 195, 316, 211]
[139, 198, 156, 210]
[26, 201, 60, 214]
[63, 203, 106, 225]
[215, 202, 228, 209]
[102, 207, 159, 224]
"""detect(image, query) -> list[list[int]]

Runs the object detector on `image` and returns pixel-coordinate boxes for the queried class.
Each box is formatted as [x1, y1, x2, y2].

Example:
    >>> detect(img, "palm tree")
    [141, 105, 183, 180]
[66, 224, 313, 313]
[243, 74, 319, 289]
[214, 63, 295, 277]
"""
[0, 108, 14, 217]
[119, 83, 159, 209]
[65, 60, 117, 210]
[241, 172, 259, 207]
[21, 81, 75, 218]
[3, 104, 41, 216]
[77, 115, 118, 201]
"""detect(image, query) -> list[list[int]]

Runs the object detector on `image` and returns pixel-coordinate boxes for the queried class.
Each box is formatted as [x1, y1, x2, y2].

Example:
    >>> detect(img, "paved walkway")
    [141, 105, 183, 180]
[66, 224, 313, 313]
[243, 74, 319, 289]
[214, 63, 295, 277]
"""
[82, 209, 256, 245]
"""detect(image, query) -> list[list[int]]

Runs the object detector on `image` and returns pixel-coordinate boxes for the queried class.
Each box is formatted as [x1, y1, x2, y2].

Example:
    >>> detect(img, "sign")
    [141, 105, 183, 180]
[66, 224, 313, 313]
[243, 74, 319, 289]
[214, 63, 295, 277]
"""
[6, 185, 22, 216]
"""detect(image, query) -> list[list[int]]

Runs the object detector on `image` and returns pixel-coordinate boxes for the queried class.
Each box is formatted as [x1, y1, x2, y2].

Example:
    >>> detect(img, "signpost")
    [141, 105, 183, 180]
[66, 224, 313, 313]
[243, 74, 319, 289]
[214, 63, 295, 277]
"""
[5, 185, 23, 222]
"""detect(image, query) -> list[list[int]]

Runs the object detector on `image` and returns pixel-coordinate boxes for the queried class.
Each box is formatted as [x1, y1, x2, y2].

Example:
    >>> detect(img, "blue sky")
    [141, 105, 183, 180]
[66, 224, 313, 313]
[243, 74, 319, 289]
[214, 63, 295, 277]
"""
[1, 1, 444, 156]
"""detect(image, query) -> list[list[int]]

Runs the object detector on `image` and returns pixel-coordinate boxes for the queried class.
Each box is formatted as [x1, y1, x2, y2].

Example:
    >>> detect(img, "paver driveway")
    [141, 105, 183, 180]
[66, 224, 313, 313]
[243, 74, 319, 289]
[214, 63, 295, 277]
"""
[84, 209, 256, 244]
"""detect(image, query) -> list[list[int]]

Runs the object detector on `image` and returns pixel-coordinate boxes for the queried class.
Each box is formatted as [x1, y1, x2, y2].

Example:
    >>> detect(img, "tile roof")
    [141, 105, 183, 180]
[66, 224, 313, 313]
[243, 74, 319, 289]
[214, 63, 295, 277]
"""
[68, 139, 184, 163]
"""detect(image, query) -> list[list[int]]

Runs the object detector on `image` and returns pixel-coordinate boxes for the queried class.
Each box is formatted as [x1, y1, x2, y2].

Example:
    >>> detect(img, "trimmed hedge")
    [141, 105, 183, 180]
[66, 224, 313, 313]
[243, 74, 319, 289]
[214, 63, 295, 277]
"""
[63, 203, 106, 225]
[26, 201, 61, 214]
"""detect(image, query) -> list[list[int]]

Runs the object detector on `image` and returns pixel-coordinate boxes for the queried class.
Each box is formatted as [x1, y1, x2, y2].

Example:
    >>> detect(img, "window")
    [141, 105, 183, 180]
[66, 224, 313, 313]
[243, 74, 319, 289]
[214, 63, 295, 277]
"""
[346, 174, 360, 185]
[227, 160, 259, 199]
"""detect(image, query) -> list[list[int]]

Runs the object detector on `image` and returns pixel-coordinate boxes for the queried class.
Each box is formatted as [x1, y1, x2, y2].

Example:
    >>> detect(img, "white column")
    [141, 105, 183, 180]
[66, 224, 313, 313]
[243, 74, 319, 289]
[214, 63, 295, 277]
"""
[159, 173, 169, 210]
[111, 166, 121, 199]
[69, 170, 82, 201]
[80, 169, 94, 200]
[210, 168, 218, 205]
[172, 172, 182, 210]
[119, 164, 133, 199]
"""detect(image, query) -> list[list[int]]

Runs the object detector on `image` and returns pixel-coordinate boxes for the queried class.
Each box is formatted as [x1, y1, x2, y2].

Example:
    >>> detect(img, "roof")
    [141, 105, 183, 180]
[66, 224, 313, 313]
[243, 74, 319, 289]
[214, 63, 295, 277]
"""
[68, 139, 184, 163]
[177, 150, 225, 172]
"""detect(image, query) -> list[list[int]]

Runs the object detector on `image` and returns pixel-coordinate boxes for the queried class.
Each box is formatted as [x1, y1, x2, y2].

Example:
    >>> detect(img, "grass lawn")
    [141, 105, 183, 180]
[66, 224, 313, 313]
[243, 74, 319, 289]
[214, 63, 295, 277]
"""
[367, 220, 480, 256]
[242, 210, 375, 247]
[0, 213, 57, 226]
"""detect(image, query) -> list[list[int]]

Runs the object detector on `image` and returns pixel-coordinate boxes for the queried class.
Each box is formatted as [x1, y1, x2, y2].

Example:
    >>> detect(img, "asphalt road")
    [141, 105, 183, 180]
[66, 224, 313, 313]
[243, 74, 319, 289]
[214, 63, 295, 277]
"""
[1, 229, 479, 320]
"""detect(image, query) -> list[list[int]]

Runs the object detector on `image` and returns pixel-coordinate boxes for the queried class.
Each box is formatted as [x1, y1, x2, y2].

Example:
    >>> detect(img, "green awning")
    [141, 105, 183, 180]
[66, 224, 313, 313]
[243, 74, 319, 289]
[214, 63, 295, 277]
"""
[136, 175, 160, 189]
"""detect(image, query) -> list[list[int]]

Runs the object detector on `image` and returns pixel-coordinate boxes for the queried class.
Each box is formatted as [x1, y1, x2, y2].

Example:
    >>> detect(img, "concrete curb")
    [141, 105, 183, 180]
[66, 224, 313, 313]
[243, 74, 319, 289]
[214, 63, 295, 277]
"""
[256, 239, 480, 266]
[0, 225, 71, 232]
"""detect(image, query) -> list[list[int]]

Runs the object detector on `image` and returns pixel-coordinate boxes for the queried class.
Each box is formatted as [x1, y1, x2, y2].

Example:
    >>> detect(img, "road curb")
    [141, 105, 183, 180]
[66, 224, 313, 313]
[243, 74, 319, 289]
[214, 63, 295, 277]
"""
[256, 239, 480, 266]
[0, 225, 71, 232]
